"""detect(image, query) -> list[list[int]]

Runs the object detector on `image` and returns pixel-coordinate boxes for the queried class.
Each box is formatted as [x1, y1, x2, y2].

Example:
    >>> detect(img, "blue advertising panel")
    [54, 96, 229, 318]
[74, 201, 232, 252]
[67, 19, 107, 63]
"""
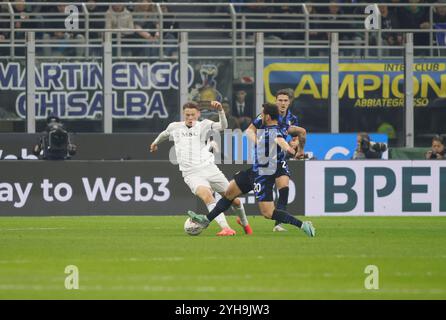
[231, 133, 388, 161]
[305, 133, 388, 160]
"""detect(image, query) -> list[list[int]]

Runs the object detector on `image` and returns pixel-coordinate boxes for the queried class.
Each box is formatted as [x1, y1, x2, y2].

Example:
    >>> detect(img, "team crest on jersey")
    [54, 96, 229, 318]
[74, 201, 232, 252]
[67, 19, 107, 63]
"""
[181, 131, 199, 137]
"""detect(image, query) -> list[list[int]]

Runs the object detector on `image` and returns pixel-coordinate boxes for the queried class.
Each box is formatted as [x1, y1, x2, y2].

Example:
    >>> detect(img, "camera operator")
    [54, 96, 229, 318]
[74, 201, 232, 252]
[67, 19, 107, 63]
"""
[425, 135, 445, 160]
[352, 132, 387, 160]
[33, 115, 77, 160]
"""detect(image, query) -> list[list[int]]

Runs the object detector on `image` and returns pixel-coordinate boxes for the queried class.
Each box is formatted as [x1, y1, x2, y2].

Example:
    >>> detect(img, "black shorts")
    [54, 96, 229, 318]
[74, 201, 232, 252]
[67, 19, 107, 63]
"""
[253, 173, 275, 202]
[276, 160, 291, 178]
[233, 167, 255, 195]
[253, 162, 291, 202]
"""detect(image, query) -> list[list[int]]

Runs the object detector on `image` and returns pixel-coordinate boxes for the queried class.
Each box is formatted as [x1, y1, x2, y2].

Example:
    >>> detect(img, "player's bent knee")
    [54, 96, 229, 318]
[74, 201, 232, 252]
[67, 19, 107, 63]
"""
[195, 187, 215, 204]
[262, 212, 272, 219]
[202, 194, 215, 204]
[232, 198, 241, 207]
[224, 190, 236, 201]
[224, 181, 242, 201]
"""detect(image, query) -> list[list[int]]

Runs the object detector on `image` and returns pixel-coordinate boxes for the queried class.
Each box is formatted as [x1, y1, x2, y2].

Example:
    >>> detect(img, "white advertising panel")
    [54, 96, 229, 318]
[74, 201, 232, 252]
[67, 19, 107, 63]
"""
[305, 161, 446, 216]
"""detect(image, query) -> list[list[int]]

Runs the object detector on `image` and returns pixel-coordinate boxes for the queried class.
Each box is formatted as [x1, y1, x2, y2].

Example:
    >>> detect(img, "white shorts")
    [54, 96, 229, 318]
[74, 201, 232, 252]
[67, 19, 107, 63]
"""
[183, 164, 230, 195]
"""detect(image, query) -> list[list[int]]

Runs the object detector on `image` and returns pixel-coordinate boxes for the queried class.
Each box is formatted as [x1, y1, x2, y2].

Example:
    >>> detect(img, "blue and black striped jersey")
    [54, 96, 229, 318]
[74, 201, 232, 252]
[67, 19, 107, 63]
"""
[253, 109, 298, 141]
[279, 110, 299, 142]
[253, 123, 287, 173]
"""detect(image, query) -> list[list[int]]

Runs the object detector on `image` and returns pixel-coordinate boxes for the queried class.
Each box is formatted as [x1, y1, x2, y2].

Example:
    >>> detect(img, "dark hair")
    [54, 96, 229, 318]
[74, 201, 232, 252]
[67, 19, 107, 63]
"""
[432, 135, 445, 146]
[182, 102, 200, 111]
[358, 132, 370, 141]
[46, 114, 61, 124]
[262, 103, 279, 121]
[275, 89, 292, 99]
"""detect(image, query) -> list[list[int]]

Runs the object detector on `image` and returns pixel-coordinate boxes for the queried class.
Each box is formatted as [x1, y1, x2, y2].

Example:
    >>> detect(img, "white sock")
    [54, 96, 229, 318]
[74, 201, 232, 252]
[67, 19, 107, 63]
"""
[207, 202, 230, 229]
[231, 204, 249, 227]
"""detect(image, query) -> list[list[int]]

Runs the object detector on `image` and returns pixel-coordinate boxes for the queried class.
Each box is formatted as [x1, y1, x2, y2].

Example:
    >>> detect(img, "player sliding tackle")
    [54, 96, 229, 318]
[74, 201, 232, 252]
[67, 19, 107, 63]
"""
[247, 89, 306, 232]
[150, 101, 252, 236]
[187, 103, 315, 237]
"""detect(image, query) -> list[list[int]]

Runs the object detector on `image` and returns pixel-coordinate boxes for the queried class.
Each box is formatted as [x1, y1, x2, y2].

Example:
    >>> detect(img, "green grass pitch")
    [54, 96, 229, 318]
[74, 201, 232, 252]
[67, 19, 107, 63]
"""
[0, 216, 445, 299]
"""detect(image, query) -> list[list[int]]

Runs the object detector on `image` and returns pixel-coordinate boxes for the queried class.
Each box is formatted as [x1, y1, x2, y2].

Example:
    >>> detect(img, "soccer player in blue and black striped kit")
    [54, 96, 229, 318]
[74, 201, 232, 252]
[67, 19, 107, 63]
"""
[187, 103, 315, 237]
[249, 89, 306, 232]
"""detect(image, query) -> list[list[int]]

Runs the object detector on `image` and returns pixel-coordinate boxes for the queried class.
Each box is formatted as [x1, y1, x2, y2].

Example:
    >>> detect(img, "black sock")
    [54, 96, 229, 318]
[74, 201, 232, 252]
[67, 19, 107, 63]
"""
[275, 187, 289, 225]
[271, 209, 303, 228]
[206, 197, 233, 222]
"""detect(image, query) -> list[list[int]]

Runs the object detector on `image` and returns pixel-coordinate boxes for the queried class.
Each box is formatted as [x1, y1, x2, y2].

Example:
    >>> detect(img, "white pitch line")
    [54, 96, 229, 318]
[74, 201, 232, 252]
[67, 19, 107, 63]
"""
[118, 257, 185, 262]
[1, 284, 445, 296]
[0, 260, 30, 264]
[0, 227, 66, 232]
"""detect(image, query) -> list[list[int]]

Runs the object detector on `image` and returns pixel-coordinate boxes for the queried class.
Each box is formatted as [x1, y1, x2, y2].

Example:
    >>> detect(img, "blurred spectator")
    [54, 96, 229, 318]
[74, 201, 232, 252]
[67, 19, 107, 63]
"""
[433, 0, 446, 55]
[352, 132, 387, 160]
[377, 119, 397, 140]
[325, 1, 352, 55]
[244, 0, 274, 16]
[84, 1, 107, 56]
[355, 4, 403, 57]
[232, 89, 252, 130]
[86, 1, 107, 40]
[306, 5, 327, 56]
[245, 0, 282, 55]
[274, 1, 303, 56]
[232, 90, 249, 117]
[42, 4, 86, 57]
[24, 0, 44, 13]
[388, 0, 402, 18]
[166, 0, 219, 59]
[105, 3, 135, 56]
[396, 0, 430, 55]
[425, 135, 445, 160]
[0, 4, 8, 57]
[272, 1, 300, 41]
[133, 0, 160, 58]
[0, 106, 18, 120]
[12, 0, 47, 55]
[230, 0, 246, 13]
[0, 30, 6, 44]
[159, 4, 179, 57]
[379, 5, 403, 56]
[224, 100, 241, 130]
[434, 0, 446, 23]
[351, 1, 402, 57]
[25, 0, 47, 34]
[12, 0, 40, 56]
[105, 4, 134, 35]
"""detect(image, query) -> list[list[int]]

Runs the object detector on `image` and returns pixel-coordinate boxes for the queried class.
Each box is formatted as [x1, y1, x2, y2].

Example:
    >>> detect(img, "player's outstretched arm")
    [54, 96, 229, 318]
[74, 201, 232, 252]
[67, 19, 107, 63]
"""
[275, 137, 296, 156]
[245, 123, 258, 144]
[150, 125, 171, 152]
[288, 125, 306, 140]
[209, 101, 228, 131]
[288, 125, 306, 158]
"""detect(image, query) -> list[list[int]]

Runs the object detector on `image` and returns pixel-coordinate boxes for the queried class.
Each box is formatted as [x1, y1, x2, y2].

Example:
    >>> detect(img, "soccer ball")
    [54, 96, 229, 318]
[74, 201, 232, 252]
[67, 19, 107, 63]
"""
[184, 218, 203, 236]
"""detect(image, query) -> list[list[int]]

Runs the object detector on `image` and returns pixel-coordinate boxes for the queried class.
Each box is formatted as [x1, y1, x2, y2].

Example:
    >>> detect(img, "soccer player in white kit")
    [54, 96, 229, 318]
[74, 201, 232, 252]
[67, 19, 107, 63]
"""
[150, 101, 252, 236]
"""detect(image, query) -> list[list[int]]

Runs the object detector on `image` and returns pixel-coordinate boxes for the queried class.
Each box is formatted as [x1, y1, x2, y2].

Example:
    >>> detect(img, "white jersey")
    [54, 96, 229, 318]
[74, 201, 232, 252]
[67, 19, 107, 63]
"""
[164, 119, 217, 175]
